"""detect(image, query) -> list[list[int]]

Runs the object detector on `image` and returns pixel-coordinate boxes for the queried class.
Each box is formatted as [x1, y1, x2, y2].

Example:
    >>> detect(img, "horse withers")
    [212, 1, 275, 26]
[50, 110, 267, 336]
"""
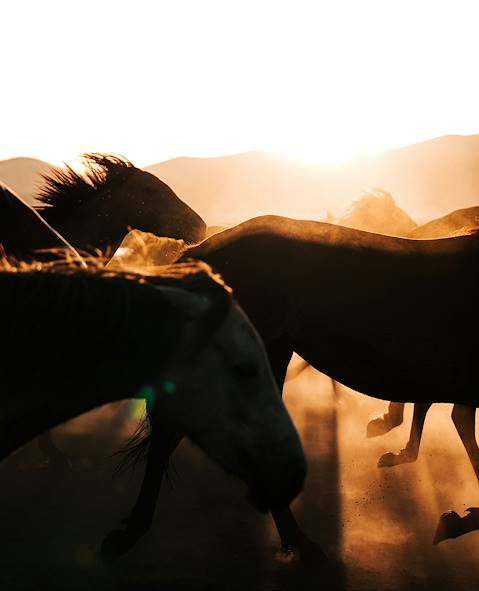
[0, 258, 306, 557]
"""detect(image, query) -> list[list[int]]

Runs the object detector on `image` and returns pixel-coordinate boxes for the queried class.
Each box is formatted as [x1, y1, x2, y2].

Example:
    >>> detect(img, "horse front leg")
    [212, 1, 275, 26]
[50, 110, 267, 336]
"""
[271, 507, 329, 566]
[367, 401, 405, 438]
[101, 419, 183, 561]
[378, 402, 431, 467]
[266, 340, 330, 566]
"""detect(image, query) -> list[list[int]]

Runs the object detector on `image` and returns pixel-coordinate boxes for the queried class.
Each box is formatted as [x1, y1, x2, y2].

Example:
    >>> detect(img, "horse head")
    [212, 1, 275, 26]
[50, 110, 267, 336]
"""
[36, 154, 206, 254]
[152, 266, 306, 512]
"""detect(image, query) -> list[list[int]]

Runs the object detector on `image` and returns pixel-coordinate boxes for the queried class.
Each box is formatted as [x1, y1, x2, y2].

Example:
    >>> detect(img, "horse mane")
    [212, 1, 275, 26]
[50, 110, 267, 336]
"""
[35, 153, 137, 213]
[0, 254, 230, 296]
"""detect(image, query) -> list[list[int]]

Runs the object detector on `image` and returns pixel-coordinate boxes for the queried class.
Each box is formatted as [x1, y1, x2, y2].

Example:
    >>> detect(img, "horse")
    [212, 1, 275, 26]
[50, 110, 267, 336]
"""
[337, 189, 417, 236]
[0, 182, 80, 262]
[35, 153, 206, 254]
[0, 182, 87, 470]
[107, 215, 478, 562]
[408, 206, 479, 239]
[0, 257, 306, 555]
[2, 153, 206, 470]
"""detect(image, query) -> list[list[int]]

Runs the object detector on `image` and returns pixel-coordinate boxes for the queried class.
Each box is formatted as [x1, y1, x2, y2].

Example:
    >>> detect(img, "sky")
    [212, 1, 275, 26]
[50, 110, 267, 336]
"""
[2, 0, 479, 167]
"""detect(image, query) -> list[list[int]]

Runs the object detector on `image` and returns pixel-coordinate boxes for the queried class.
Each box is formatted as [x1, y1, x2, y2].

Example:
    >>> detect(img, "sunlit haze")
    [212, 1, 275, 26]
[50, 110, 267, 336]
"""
[2, 0, 479, 166]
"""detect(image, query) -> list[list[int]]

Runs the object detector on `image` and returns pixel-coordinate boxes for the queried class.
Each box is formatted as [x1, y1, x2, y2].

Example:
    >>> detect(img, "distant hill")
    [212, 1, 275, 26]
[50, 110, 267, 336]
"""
[2, 134, 479, 226]
[0, 157, 55, 206]
[146, 135, 479, 225]
[145, 151, 326, 225]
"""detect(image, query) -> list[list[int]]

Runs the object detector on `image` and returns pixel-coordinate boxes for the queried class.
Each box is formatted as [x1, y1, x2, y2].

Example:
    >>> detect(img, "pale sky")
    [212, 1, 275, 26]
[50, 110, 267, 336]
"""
[2, 0, 479, 166]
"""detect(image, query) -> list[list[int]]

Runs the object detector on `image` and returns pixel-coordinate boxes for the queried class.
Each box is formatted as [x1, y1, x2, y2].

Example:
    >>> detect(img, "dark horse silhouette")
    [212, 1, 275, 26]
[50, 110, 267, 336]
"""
[1, 155, 206, 470]
[0, 258, 306, 550]
[35, 153, 206, 254]
[0, 182, 85, 469]
[0, 182, 80, 261]
[106, 215, 479, 563]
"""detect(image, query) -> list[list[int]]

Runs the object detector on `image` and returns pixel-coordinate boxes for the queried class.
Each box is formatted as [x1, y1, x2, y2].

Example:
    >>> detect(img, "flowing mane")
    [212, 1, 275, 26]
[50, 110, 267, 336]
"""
[36, 153, 136, 213]
[0, 255, 229, 296]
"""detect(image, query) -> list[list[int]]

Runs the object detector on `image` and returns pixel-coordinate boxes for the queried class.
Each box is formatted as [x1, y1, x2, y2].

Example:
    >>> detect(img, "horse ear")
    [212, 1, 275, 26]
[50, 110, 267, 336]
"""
[157, 285, 214, 320]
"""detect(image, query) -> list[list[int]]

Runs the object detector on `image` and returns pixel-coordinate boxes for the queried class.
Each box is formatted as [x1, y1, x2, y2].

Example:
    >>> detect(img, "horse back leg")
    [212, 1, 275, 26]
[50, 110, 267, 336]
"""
[377, 402, 432, 467]
[433, 405, 479, 544]
[451, 404, 479, 480]
[367, 401, 406, 438]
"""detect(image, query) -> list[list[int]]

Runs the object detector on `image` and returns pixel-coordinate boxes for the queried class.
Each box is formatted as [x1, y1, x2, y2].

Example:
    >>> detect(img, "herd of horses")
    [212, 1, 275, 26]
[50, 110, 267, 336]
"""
[1, 153, 478, 566]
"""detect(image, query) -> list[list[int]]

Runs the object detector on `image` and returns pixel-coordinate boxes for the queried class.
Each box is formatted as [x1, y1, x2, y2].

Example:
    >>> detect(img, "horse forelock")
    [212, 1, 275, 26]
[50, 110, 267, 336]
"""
[35, 153, 137, 214]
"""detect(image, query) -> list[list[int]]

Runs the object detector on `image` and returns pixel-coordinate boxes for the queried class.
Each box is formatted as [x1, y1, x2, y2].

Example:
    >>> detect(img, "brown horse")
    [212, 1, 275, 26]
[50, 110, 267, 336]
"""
[0, 258, 306, 554]
[408, 206, 479, 239]
[35, 153, 206, 254]
[105, 216, 478, 562]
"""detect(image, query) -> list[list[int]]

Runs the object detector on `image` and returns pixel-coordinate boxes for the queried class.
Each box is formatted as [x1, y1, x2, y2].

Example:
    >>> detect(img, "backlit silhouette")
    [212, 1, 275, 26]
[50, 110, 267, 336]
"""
[0, 258, 305, 556]
[35, 153, 206, 254]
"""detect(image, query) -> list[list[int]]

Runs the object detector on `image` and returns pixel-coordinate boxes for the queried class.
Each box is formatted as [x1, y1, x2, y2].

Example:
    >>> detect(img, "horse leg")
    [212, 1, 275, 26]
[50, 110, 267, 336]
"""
[367, 401, 405, 438]
[434, 405, 479, 544]
[101, 418, 183, 561]
[266, 341, 329, 565]
[451, 404, 479, 480]
[37, 431, 71, 471]
[378, 402, 432, 467]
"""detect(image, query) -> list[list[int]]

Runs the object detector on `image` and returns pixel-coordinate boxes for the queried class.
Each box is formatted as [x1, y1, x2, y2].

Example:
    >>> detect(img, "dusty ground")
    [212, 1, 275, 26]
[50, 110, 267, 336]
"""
[1, 361, 479, 590]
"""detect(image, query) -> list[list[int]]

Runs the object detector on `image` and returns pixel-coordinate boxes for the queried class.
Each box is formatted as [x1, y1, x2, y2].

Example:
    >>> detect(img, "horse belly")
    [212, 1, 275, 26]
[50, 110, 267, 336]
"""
[291, 330, 474, 405]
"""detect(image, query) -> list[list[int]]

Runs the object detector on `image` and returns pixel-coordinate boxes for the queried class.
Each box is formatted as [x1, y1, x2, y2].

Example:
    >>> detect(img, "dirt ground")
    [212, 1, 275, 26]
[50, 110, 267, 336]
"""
[1, 360, 479, 591]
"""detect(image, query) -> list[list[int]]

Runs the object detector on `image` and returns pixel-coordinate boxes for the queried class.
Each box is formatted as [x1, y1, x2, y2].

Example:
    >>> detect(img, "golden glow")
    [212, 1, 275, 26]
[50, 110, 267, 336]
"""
[1, 1, 479, 165]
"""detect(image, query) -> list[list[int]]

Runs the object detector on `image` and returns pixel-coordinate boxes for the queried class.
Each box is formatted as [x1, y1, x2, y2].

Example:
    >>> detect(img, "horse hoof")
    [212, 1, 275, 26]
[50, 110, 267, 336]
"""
[433, 511, 462, 544]
[101, 529, 141, 562]
[433, 508, 479, 544]
[377, 449, 416, 468]
[275, 545, 300, 565]
[367, 416, 394, 438]
[276, 539, 329, 569]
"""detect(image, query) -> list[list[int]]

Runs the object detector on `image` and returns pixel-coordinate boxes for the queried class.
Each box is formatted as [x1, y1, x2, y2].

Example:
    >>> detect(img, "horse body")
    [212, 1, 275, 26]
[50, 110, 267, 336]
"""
[0, 260, 305, 518]
[186, 216, 478, 405]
